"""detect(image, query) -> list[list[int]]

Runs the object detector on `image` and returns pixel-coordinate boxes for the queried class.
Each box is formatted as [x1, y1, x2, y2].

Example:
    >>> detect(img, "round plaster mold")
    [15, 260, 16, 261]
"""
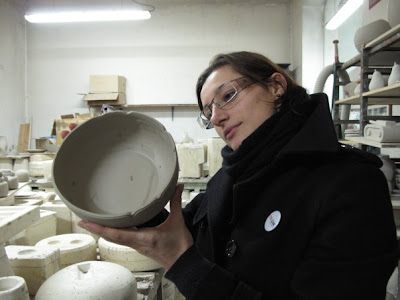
[52, 111, 179, 228]
[35, 261, 137, 300]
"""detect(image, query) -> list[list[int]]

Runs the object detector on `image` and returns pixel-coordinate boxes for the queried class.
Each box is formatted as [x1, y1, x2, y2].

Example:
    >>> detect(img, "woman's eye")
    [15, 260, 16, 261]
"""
[222, 89, 236, 102]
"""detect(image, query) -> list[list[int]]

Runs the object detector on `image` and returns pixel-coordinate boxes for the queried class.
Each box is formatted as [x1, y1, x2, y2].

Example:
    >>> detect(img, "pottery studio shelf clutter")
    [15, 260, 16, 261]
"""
[333, 23, 400, 149]
[0, 182, 31, 206]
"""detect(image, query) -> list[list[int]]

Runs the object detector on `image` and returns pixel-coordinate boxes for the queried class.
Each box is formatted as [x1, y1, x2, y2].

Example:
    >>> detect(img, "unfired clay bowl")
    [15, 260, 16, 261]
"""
[52, 111, 179, 228]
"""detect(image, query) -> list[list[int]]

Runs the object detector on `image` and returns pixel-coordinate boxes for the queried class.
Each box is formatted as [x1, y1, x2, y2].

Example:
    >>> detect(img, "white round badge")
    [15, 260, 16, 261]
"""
[264, 210, 281, 232]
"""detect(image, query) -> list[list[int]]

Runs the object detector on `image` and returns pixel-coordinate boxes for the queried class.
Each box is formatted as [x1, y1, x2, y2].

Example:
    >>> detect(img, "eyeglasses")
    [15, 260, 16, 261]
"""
[197, 77, 256, 129]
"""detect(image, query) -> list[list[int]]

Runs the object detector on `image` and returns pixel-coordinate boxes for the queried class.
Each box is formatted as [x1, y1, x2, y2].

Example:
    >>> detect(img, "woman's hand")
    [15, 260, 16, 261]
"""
[78, 184, 194, 270]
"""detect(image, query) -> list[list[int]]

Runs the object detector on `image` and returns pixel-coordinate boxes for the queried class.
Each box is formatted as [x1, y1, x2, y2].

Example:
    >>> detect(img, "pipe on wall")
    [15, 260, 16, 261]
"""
[313, 64, 351, 135]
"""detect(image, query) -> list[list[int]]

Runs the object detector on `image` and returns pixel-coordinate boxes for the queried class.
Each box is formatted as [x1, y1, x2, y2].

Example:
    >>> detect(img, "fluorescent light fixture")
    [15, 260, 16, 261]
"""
[325, 0, 363, 30]
[25, 10, 151, 23]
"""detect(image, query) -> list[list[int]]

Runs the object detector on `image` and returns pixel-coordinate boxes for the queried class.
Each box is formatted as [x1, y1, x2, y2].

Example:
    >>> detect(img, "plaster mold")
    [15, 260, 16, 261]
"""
[13, 158, 29, 172]
[176, 143, 206, 178]
[5, 246, 60, 296]
[14, 198, 44, 206]
[98, 237, 161, 272]
[35, 261, 137, 299]
[15, 170, 29, 182]
[40, 200, 72, 234]
[52, 111, 179, 228]
[0, 157, 13, 170]
[35, 233, 97, 269]
[0, 276, 29, 299]
[0, 206, 40, 277]
[207, 137, 226, 177]
[29, 154, 56, 162]
[8, 210, 57, 246]
[29, 160, 53, 178]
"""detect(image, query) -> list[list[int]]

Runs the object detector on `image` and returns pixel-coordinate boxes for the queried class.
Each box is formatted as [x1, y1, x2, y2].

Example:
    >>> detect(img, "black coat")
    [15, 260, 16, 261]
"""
[165, 94, 398, 299]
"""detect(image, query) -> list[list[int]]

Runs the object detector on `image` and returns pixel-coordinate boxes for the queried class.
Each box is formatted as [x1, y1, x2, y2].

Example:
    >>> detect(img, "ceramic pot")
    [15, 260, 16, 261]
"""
[53, 111, 179, 228]
[0, 136, 7, 156]
[0, 177, 9, 197]
[15, 169, 29, 182]
[388, 62, 400, 86]
[354, 19, 391, 52]
[354, 83, 361, 95]
[1, 170, 19, 190]
[343, 81, 358, 97]
[369, 69, 385, 90]
[0, 276, 29, 300]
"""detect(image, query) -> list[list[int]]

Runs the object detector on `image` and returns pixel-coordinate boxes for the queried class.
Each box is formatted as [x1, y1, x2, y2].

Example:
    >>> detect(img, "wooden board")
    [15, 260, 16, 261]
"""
[18, 123, 31, 153]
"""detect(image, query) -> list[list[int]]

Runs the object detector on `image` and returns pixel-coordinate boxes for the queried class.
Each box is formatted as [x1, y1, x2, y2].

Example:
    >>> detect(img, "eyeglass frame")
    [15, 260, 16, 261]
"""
[197, 76, 257, 129]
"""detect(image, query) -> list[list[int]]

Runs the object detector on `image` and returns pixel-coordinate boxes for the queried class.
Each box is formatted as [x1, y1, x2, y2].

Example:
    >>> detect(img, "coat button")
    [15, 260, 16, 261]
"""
[225, 240, 237, 258]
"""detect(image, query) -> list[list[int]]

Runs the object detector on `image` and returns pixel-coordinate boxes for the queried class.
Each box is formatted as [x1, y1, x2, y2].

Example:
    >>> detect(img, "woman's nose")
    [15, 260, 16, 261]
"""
[210, 105, 228, 127]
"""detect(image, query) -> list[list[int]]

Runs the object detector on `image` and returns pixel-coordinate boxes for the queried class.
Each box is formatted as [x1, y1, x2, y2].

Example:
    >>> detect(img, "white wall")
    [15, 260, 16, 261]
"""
[0, 0, 26, 150]
[26, 2, 292, 143]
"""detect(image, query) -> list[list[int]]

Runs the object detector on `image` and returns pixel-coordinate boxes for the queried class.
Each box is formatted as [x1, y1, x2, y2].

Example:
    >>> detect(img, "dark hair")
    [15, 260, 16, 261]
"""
[196, 51, 310, 113]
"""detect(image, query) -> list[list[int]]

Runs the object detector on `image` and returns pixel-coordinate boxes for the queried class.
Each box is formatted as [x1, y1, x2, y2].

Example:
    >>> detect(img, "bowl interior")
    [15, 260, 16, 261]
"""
[53, 111, 177, 218]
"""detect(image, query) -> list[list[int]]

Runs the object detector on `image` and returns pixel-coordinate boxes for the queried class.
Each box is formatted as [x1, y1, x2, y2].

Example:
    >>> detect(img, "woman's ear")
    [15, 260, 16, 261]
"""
[269, 73, 287, 97]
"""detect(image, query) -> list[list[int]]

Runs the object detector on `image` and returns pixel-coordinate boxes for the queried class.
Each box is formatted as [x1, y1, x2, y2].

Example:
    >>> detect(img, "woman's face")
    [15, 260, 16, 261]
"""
[200, 65, 284, 151]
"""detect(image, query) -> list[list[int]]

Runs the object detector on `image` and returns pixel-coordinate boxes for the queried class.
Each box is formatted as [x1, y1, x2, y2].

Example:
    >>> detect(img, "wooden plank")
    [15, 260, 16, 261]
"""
[335, 82, 400, 105]
[345, 136, 400, 148]
[18, 123, 31, 154]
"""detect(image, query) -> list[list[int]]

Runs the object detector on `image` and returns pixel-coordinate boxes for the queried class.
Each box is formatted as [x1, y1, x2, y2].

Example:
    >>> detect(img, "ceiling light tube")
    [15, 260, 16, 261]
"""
[25, 10, 151, 23]
[325, 0, 363, 30]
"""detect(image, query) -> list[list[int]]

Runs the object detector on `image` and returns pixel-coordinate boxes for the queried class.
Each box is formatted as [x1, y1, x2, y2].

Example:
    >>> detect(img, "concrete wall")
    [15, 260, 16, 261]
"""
[0, 0, 26, 150]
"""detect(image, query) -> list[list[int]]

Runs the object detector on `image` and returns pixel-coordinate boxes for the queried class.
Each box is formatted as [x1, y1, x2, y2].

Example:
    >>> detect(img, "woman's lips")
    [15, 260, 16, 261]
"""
[224, 125, 239, 140]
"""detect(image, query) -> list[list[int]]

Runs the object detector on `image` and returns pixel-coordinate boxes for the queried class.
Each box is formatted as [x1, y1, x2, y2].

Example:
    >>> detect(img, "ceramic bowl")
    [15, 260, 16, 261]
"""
[52, 111, 179, 228]
[354, 19, 391, 52]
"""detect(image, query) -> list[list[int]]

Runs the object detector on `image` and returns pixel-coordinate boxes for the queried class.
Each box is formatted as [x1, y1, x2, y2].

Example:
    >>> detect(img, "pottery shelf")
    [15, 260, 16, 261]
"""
[333, 23, 400, 149]
[344, 136, 400, 149]
[122, 103, 199, 121]
[340, 24, 400, 70]
[335, 82, 400, 105]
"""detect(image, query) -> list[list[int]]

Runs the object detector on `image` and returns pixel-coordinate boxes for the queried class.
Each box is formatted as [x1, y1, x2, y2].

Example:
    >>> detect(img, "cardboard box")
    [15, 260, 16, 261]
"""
[89, 75, 126, 93]
[83, 92, 126, 106]
[35, 137, 56, 150]
[55, 113, 95, 145]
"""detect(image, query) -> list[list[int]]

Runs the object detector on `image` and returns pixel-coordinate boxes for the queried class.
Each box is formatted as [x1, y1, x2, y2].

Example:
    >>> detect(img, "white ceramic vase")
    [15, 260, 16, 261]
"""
[388, 62, 400, 86]
[354, 83, 361, 95]
[0, 136, 7, 156]
[369, 69, 385, 90]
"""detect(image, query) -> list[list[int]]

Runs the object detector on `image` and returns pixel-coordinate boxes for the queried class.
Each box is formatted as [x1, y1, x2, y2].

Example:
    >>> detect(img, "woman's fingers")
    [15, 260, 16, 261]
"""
[77, 184, 194, 269]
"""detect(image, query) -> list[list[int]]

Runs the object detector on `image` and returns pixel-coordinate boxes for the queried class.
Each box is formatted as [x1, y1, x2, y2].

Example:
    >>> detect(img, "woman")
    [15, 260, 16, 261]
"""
[79, 51, 398, 299]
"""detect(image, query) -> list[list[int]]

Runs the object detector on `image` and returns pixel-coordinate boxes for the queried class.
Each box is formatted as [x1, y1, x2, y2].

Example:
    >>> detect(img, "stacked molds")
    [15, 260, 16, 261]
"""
[35, 233, 97, 269]
[5, 245, 61, 296]
[176, 143, 206, 178]
[8, 210, 57, 246]
[98, 237, 161, 271]
[207, 137, 226, 177]
[40, 199, 72, 234]
[0, 206, 40, 276]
